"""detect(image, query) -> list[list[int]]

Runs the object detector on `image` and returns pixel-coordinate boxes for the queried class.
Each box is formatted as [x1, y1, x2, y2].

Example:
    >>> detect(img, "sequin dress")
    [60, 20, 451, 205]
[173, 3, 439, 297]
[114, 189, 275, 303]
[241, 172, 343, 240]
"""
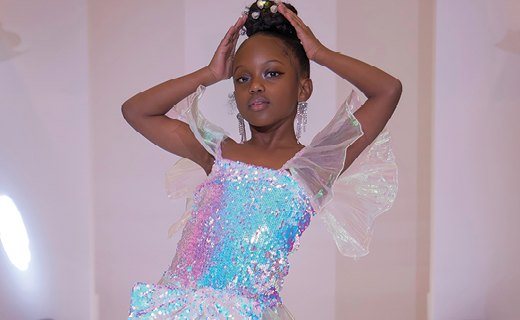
[128, 86, 398, 319]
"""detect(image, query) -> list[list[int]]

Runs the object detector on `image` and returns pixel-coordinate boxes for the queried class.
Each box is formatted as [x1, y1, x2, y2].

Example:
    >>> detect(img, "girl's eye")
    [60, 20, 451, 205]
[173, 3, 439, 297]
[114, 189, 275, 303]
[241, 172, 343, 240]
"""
[266, 71, 282, 78]
[236, 76, 249, 83]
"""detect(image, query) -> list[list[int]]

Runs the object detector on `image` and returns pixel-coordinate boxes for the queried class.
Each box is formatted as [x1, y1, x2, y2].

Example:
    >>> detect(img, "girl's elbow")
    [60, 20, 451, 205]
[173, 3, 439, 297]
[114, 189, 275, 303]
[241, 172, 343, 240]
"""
[386, 78, 402, 107]
[374, 78, 402, 103]
[121, 100, 139, 125]
[121, 102, 132, 122]
[121, 93, 144, 122]
[389, 78, 403, 98]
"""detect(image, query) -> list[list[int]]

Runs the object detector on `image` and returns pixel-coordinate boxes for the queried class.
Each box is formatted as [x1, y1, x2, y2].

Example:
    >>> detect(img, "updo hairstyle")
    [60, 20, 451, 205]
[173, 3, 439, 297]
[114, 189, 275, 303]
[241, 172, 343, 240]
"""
[243, 1, 310, 79]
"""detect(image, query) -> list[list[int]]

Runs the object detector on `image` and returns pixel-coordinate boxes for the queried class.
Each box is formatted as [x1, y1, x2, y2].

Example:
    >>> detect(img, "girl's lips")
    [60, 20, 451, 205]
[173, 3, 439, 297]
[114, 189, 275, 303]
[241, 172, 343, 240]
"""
[249, 101, 270, 111]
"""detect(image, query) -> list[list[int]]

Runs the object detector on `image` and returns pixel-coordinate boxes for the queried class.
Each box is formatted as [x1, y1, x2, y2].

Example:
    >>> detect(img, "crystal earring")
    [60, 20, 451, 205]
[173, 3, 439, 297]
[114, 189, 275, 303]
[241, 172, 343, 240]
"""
[237, 113, 247, 144]
[295, 101, 308, 143]
[229, 91, 247, 144]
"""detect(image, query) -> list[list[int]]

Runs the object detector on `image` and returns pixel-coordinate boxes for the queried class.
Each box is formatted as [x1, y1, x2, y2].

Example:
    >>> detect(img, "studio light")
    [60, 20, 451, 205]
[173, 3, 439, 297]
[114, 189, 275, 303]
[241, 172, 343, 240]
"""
[0, 195, 31, 271]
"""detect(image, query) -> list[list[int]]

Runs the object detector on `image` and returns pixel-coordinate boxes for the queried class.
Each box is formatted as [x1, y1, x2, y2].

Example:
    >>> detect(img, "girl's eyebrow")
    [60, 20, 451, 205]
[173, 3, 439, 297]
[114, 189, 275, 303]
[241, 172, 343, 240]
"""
[233, 60, 285, 73]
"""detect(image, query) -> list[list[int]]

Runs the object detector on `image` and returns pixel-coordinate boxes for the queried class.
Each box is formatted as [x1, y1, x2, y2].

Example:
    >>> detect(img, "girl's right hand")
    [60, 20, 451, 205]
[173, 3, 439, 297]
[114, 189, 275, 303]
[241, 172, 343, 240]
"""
[123, 15, 247, 175]
[207, 15, 247, 82]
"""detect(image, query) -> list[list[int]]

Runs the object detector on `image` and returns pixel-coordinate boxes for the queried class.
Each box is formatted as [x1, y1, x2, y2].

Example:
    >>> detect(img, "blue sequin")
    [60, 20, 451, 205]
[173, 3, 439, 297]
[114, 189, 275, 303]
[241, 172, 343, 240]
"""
[129, 150, 314, 319]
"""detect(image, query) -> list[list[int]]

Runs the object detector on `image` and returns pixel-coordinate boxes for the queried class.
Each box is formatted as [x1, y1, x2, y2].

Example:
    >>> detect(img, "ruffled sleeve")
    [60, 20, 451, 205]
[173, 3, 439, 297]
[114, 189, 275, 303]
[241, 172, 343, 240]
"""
[168, 85, 228, 157]
[165, 158, 207, 238]
[284, 91, 398, 259]
[165, 86, 227, 237]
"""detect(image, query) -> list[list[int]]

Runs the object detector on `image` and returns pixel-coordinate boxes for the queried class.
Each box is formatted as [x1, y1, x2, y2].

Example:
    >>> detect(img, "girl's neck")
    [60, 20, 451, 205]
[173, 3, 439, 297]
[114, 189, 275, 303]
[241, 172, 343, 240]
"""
[247, 119, 299, 149]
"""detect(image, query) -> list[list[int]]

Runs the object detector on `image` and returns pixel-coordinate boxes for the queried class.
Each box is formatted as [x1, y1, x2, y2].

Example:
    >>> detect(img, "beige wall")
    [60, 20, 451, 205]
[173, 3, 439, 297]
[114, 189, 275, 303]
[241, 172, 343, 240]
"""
[335, 0, 431, 319]
[3, 0, 520, 319]
[432, 0, 520, 319]
[0, 0, 91, 319]
[89, 0, 185, 318]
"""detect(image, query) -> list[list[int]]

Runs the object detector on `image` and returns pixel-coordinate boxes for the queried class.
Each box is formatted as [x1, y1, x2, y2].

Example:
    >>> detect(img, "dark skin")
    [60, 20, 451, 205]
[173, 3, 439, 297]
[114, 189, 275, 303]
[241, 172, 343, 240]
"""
[221, 34, 312, 170]
[122, 4, 401, 175]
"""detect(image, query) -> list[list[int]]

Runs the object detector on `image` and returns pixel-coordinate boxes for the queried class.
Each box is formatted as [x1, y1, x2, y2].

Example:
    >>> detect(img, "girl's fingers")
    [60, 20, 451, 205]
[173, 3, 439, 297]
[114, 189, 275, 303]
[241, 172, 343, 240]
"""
[225, 16, 245, 45]
[223, 26, 234, 44]
[278, 3, 307, 33]
[234, 14, 247, 29]
[278, 3, 297, 22]
[227, 15, 246, 49]
[278, 2, 322, 61]
[280, 3, 311, 33]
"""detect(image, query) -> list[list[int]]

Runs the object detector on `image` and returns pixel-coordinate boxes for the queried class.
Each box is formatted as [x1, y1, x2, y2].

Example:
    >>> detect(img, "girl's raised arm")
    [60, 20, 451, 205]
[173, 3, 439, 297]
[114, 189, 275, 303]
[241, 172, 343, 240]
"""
[278, 3, 402, 173]
[121, 16, 246, 174]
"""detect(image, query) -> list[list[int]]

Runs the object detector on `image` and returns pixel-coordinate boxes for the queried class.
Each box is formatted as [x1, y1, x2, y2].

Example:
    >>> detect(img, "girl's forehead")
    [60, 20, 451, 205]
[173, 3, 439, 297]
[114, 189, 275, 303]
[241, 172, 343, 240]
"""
[235, 35, 291, 64]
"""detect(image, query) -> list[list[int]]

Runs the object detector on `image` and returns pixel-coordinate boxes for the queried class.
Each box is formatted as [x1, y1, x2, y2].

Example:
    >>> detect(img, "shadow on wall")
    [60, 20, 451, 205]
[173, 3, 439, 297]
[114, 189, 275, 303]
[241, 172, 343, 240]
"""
[497, 29, 520, 55]
[0, 22, 23, 62]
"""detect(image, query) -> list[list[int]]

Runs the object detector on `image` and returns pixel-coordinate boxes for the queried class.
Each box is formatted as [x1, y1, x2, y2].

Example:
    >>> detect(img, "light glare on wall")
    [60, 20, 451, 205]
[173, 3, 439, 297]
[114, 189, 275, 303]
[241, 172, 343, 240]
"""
[0, 195, 31, 271]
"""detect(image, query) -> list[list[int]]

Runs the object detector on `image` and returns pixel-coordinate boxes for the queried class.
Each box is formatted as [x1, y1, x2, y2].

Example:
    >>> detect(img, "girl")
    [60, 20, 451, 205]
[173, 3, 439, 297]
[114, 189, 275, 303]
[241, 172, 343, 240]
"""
[122, 1, 401, 319]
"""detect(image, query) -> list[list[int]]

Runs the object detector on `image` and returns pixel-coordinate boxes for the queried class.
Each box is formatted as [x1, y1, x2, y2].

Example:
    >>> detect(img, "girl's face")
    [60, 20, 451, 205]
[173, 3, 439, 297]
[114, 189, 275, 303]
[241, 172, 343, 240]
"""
[233, 35, 304, 129]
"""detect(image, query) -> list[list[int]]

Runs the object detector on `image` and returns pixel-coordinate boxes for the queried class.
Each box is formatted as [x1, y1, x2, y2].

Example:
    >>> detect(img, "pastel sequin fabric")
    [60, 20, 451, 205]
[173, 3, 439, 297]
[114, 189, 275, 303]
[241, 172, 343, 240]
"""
[129, 147, 314, 319]
[128, 86, 398, 319]
[165, 85, 397, 259]
[129, 284, 264, 319]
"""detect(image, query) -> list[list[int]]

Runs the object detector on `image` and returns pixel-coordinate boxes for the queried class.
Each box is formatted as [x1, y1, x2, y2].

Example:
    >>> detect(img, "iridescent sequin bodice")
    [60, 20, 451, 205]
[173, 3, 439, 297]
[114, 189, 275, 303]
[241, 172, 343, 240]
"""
[160, 150, 314, 308]
[128, 86, 398, 319]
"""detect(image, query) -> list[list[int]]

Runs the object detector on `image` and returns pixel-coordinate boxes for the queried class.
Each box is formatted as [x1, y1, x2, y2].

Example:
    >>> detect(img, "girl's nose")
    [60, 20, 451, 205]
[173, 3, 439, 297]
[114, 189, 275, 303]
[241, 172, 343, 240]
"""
[249, 78, 265, 93]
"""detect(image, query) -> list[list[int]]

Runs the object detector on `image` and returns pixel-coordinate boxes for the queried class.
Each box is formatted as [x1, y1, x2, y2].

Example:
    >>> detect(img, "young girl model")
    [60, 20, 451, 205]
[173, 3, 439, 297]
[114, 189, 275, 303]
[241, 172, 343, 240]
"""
[122, 1, 401, 319]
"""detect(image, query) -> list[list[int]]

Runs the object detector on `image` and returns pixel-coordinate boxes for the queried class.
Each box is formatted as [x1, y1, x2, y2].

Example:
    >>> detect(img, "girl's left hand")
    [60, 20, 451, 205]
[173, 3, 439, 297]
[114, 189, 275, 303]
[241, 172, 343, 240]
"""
[278, 2, 325, 61]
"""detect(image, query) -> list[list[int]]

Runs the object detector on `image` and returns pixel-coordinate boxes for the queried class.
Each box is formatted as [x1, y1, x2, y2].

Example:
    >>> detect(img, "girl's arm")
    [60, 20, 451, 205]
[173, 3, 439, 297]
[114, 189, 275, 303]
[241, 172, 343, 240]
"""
[279, 3, 402, 172]
[315, 49, 402, 171]
[122, 16, 246, 174]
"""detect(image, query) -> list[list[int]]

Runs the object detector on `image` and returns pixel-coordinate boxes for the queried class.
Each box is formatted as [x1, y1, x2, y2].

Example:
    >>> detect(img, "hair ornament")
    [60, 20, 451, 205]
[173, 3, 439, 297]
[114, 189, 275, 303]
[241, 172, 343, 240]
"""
[252, 11, 260, 19]
[270, 4, 278, 13]
[256, 0, 265, 9]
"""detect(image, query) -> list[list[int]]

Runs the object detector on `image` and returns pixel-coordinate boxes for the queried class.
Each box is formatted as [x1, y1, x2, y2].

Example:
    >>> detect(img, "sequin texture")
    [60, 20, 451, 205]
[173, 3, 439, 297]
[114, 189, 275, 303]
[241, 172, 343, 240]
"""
[129, 146, 314, 318]
[128, 86, 398, 318]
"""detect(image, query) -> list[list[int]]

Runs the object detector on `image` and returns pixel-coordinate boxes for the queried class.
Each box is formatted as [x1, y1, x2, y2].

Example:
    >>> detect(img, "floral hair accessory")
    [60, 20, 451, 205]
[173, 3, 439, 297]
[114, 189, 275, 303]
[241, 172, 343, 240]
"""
[270, 5, 278, 13]
[252, 11, 260, 19]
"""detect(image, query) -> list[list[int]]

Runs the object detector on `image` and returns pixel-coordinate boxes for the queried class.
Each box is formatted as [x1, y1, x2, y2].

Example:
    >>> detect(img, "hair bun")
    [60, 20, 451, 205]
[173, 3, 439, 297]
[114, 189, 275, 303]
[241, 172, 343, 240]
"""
[244, 1, 298, 39]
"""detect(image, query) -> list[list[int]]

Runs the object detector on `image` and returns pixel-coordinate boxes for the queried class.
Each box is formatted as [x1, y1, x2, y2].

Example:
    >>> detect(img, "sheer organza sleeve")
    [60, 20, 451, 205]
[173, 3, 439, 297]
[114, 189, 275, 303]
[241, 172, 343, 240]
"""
[165, 86, 227, 237]
[284, 91, 398, 259]
[168, 85, 228, 157]
[165, 158, 207, 238]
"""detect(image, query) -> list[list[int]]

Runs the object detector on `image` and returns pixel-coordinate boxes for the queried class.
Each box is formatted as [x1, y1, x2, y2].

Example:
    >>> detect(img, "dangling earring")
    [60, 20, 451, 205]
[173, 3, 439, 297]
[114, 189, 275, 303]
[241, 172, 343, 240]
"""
[237, 113, 247, 144]
[295, 101, 308, 143]
[229, 91, 247, 144]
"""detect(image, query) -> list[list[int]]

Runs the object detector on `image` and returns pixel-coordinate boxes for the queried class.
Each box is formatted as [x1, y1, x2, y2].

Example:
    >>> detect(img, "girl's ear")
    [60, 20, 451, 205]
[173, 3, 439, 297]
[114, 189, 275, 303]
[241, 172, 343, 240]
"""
[298, 78, 313, 102]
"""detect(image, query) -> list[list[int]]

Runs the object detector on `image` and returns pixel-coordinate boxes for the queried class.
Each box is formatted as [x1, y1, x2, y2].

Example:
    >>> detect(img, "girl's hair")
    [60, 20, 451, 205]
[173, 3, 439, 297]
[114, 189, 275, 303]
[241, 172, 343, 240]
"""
[243, 1, 310, 79]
